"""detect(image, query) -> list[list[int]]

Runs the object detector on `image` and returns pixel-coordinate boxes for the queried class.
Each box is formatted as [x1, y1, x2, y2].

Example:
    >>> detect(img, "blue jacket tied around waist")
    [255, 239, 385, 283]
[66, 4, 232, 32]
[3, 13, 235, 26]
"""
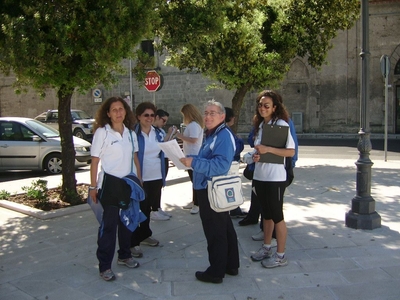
[120, 174, 147, 232]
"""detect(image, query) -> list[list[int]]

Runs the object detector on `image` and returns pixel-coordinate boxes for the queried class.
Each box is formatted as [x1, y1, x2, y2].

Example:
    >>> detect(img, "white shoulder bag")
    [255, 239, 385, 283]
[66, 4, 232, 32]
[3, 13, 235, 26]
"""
[207, 161, 244, 212]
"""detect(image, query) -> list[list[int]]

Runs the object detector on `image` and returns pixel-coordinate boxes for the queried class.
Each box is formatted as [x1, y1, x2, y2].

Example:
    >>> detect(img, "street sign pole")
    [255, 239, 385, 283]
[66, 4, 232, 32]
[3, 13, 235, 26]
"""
[380, 55, 390, 162]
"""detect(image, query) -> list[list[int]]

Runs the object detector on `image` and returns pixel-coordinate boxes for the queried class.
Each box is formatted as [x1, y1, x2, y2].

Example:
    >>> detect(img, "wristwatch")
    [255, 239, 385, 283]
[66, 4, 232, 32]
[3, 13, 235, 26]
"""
[89, 186, 97, 190]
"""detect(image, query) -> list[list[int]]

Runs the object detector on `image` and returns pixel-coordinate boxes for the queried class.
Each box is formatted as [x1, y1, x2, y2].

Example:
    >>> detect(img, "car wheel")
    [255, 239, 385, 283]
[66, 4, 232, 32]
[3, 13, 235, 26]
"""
[43, 153, 62, 175]
[74, 129, 86, 140]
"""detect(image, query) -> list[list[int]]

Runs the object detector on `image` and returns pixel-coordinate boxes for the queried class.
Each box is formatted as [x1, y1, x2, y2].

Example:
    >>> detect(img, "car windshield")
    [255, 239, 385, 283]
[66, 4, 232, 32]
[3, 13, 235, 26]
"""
[26, 119, 60, 138]
[71, 110, 91, 120]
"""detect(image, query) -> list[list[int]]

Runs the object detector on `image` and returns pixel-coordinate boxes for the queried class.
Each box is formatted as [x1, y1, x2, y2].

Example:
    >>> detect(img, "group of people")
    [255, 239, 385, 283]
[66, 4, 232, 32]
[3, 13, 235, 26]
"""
[89, 90, 296, 284]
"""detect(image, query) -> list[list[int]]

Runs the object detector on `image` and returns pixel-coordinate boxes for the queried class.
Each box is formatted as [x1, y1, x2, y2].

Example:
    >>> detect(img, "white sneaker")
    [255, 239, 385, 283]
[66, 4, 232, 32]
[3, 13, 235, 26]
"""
[251, 231, 278, 247]
[251, 230, 264, 241]
[190, 205, 199, 214]
[158, 208, 172, 218]
[131, 245, 143, 258]
[183, 202, 193, 209]
[150, 210, 170, 221]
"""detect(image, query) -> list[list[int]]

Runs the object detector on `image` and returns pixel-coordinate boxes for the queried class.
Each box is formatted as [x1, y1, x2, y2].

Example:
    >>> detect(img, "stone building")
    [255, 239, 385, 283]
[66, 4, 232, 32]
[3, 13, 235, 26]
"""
[1, 0, 399, 134]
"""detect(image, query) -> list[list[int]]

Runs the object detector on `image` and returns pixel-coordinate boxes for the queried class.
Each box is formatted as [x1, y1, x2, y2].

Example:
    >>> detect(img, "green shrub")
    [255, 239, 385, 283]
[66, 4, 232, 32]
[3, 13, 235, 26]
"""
[0, 190, 11, 200]
[22, 179, 49, 209]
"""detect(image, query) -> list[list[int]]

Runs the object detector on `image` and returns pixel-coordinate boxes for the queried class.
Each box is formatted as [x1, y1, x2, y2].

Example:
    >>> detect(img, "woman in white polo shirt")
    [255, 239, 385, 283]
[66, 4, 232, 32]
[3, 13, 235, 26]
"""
[130, 102, 167, 258]
[89, 96, 141, 281]
[176, 103, 204, 214]
[244, 90, 295, 269]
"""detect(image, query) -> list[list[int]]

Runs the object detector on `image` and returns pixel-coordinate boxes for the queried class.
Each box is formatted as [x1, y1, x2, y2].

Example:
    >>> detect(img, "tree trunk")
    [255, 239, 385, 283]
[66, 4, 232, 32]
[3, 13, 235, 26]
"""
[57, 85, 78, 202]
[230, 82, 252, 133]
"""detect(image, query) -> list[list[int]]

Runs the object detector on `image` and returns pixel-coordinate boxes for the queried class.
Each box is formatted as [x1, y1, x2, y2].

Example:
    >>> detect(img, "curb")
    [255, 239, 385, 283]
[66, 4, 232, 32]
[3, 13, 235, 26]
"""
[0, 199, 90, 220]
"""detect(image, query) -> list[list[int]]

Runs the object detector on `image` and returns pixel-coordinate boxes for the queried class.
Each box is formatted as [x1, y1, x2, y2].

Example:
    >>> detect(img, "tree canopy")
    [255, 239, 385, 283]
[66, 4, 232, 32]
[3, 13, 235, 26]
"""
[0, 0, 159, 200]
[156, 0, 360, 132]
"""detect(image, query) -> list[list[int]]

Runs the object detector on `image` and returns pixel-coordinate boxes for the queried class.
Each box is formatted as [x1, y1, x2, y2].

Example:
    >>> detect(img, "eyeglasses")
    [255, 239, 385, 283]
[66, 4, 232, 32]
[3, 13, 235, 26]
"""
[143, 113, 155, 118]
[258, 103, 272, 109]
[204, 111, 222, 117]
[161, 117, 167, 123]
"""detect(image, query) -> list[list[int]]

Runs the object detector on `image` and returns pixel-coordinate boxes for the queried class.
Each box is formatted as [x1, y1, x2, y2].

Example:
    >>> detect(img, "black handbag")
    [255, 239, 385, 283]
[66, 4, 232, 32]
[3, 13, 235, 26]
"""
[243, 163, 255, 180]
[285, 157, 294, 187]
[98, 172, 131, 209]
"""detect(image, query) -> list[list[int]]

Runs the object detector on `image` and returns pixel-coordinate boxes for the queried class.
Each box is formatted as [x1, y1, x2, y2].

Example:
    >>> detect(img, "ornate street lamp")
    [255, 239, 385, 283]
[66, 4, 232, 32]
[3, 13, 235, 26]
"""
[345, 0, 381, 229]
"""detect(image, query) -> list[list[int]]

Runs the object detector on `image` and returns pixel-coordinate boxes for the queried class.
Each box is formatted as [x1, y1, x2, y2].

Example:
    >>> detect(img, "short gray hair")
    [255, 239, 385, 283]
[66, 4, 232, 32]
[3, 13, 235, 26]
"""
[205, 99, 225, 114]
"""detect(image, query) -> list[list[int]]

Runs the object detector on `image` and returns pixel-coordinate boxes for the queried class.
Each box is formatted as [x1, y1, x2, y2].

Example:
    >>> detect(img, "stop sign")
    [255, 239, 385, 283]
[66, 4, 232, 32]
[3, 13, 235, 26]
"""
[144, 70, 161, 92]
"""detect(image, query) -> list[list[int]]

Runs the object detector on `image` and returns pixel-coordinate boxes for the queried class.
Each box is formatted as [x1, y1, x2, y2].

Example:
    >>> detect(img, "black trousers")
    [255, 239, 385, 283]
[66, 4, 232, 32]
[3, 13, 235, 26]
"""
[130, 179, 162, 247]
[196, 189, 240, 278]
[187, 169, 198, 206]
[97, 205, 132, 273]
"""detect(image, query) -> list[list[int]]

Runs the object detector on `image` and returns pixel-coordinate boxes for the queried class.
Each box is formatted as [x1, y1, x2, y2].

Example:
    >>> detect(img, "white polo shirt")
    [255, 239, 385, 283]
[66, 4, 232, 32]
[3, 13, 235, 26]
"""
[253, 119, 295, 182]
[91, 124, 138, 187]
[182, 121, 203, 156]
[141, 126, 162, 181]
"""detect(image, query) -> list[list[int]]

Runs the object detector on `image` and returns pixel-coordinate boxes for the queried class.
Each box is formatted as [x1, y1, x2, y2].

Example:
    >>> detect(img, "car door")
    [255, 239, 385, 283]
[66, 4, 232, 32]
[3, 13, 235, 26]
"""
[0, 121, 41, 169]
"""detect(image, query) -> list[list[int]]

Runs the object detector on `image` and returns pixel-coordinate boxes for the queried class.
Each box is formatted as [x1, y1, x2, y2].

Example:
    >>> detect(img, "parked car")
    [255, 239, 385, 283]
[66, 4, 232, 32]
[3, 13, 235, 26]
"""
[34, 109, 94, 141]
[0, 117, 91, 174]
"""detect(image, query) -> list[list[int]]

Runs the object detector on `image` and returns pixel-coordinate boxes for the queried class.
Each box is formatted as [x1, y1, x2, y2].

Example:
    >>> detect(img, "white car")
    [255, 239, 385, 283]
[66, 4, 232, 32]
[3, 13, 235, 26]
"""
[34, 109, 94, 141]
[0, 117, 91, 174]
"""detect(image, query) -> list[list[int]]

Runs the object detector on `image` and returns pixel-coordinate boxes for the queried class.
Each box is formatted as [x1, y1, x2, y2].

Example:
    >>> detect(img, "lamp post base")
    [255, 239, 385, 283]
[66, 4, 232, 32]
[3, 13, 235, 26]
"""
[345, 210, 381, 230]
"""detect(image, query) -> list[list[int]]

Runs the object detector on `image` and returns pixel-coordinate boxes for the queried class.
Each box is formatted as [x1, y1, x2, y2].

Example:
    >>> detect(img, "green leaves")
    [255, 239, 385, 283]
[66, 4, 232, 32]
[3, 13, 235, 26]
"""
[157, 0, 359, 90]
[0, 0, 159, 93]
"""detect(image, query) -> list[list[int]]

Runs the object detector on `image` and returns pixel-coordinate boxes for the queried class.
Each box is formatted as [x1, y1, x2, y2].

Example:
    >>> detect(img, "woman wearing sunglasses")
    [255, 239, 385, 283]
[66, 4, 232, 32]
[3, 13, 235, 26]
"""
[153, 109, 174, 179]
[243, 90, 295, 269]
[130, 102, 168, 259]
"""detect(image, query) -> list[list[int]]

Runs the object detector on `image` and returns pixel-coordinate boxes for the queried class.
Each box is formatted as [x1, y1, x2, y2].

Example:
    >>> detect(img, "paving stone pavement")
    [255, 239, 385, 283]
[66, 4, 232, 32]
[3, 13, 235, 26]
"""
[1, 156, 400, 300]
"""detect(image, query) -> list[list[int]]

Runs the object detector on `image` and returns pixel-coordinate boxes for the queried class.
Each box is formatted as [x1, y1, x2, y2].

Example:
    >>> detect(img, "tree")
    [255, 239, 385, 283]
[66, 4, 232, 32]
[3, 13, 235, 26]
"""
[0, 0, 159, 201]
[156, 0, 360, 132]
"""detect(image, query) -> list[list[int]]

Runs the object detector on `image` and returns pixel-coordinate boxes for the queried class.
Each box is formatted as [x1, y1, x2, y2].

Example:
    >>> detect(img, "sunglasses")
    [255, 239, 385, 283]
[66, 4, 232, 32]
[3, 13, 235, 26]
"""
[257, 103, 272, 109]
[143, 113, 155, 118]
[161, 117, 167, 123]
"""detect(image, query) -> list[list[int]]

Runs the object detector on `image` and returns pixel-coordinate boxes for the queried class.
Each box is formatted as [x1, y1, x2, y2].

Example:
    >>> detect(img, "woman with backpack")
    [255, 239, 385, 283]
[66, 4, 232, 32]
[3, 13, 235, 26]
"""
[243, 90, 295, 269]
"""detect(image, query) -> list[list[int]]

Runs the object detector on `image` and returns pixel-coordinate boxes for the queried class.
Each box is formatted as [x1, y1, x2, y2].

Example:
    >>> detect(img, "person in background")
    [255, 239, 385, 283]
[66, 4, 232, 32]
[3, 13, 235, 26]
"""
[237, 116, 260, 226]
[180, 100, 240, 284]
[243, 90, 295, 269]
[224, 107, 246, 218]
[153, 109, 174, 178]
[176, 103, 204, 215]
[130, 102, 168, 258]
[90, 96, 141, 281]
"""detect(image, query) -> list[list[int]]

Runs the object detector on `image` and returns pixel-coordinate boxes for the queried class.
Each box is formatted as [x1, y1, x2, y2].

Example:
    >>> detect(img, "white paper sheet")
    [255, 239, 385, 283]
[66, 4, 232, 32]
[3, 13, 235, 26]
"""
[158, 139, 191, 170]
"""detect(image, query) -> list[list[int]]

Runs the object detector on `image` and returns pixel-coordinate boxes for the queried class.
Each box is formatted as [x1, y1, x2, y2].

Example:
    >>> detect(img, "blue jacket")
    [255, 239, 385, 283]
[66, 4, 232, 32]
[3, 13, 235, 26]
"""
[120, 174, 147, 232]
[134, 124, 166, 186]
[227, 126, 244, 162]
[247, 118, 299, 167]
[191, 123, 235, 190]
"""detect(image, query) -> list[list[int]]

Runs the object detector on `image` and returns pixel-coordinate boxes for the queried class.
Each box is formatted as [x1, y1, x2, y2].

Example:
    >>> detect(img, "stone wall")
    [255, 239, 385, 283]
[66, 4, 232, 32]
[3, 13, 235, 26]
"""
[1, 2, 399, 134]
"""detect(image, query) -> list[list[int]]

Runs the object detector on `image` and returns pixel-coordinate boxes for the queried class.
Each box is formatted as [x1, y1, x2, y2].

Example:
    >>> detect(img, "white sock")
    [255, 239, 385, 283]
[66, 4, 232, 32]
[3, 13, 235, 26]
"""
[276, 252, 285, 258]
[263, 244, 271, 249]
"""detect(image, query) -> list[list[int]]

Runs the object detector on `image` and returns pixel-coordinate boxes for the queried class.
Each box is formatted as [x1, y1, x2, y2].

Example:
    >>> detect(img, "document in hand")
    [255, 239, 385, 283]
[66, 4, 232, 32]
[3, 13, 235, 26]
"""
[87, 193, 103, 224]
[259, 125, 289, 164]
[158, 139, 191, 170]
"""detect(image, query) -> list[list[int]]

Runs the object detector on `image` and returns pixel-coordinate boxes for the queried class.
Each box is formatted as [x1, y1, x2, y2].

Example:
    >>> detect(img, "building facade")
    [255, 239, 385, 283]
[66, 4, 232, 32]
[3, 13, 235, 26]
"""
[1, 1, 399, 134]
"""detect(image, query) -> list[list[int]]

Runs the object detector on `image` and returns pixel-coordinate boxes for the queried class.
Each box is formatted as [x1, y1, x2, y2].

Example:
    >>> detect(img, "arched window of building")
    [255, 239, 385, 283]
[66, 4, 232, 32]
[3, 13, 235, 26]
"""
[395, 59, 400, 75]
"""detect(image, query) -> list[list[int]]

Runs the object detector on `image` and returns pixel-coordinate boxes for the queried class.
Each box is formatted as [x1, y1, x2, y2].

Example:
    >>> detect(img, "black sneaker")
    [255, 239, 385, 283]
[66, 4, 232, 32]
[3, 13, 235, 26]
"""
[238, 217, 258, 226]
[195, 271, 223, 284]
[230, 208, 247, 218]
[225, 268, 239, 276]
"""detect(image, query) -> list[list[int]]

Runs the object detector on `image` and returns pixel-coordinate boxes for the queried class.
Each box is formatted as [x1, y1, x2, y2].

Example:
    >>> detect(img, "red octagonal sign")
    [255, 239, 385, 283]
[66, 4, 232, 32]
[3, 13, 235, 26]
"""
[144, 70, 161, 92]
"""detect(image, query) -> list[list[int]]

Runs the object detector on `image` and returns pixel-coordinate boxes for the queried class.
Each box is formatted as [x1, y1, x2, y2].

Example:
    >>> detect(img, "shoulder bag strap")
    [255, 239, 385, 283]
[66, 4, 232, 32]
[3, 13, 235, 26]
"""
[129, 130, 134, 173]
